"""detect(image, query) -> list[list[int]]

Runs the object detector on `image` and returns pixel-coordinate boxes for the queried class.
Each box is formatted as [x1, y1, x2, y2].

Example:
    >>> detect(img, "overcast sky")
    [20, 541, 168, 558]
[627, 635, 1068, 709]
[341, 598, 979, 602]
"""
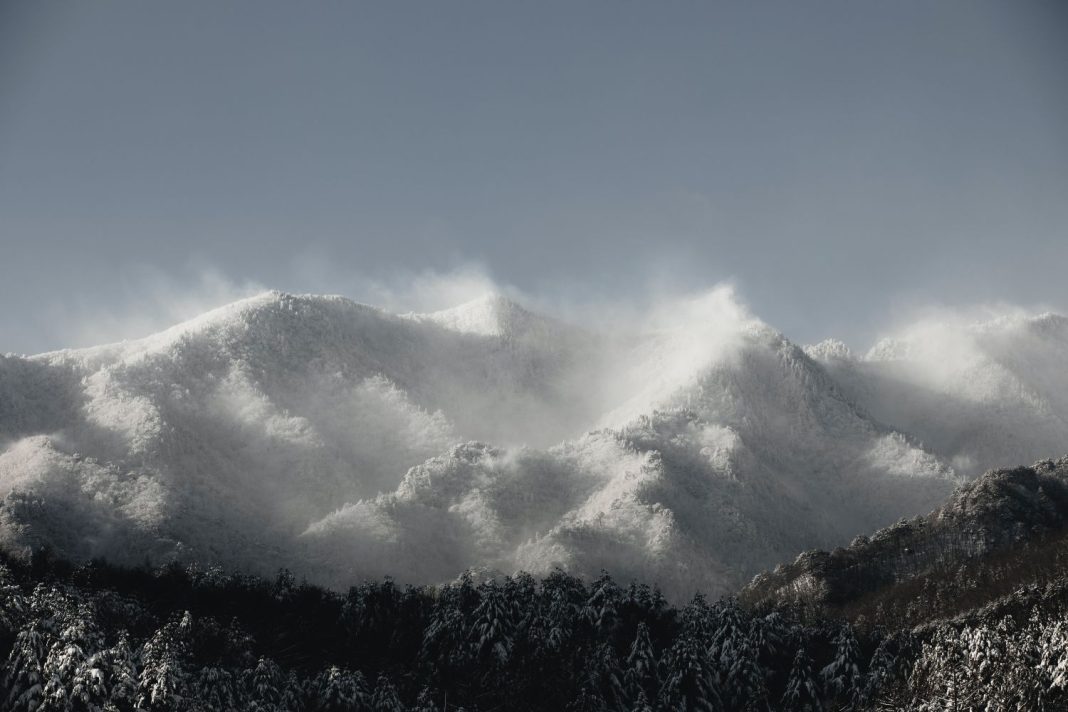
[2, 1, 1066, 354]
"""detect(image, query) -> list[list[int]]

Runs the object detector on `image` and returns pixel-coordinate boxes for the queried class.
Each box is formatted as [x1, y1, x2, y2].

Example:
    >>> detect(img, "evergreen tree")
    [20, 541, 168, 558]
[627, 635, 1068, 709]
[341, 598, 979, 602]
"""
[41, 611, 107, 712]
[246, 656, 283, 711]
[371, 673, 403, 712]
[137, 612, 193, 712]
[409, 686, 438, 712]
[586, 643, 626, 710]
[723, 633, 768, 710]
[820, 623, 862, 709]
[419, 580, 471, 684]
[316, 666, 369, 712]
[469, 582, 514, 665]
[567, 685, 608, 712]
[998, 614, 1042, 710]
[583, 573, 621, 632]
[103, 632, 139, 712]
[624, 622, 659, 703]
[4, 618, 50, 711]
[907, 631, 974, 710]
[857, 635, 896, 707]
[195, 666, 239, 712]
[781, 647, 822, 712]
[280, 671, 306, 712]
[0, 563, 27, 638]
[540, 570, 585, 654]
[657, 634, 720, 712]
[630, 689, 653, 712]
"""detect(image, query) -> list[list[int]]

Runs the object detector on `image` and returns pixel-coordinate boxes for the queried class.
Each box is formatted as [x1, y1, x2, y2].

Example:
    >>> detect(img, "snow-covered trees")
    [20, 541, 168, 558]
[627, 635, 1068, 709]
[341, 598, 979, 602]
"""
[371, 673, 403, 712]
[657, 633, 720, 711]
[245, 656, 283, 711]
[315, 666, 369, 712]
[624, 622, 659, 702]
[137, 613, 193, 711]
[469, 582, 515, 665]
[820, 623, 863, 709]
[8, 553, 1068, 711]
[782, 646, 821, 712]
[41, 611, 108, 712]
[195, 666, 238, 712]
[4, 617, 49, 711]
[0, 564, 26, 639]
[104, 632, 139, 712]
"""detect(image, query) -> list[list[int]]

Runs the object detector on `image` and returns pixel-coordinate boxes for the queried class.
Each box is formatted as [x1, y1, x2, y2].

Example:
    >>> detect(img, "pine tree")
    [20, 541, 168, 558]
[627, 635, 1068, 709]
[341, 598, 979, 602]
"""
[724, 633, 768, 710]
[540, 570, 585, 654]
[4, 618, 50, 711]
[630, 689, 653, 712]
[246, 656, 283, 711]
[469, 583, 514, 665]
[40, 611, 107, 712]
[858, 636, 896, 707]
[0, 563, 27, 638]
[567, 685, 608, 712]
[583, 573, 621, 632]
[371, 673, 403, 712]
[682, 594, 715, 647]
[316, 666, 369, 712]
[1039, 617, 1068, 708]
[409, 686, 438, 712]
[624, 622, 659, 704]
[280, 671, 306, 712]
[137, 612, 193, 712]
[195, 666, 238, 712]
[907, 629, 974, 711]
[104, 632, 139, 712]
[708, 598, 746, 690]
[586, 643, 626, 710]
[657, 634, 720, 712]
[419, 580, 471, 683]
[781, 647, 822, 712]
[996, 613, 1042, 710]
[820, 623, 862, 709]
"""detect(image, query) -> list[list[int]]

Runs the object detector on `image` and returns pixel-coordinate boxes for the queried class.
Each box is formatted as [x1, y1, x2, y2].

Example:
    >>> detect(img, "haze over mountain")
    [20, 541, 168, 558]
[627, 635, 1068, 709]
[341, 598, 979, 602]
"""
[0, 289, 1064, 597]
[807, 312, 1068, 476]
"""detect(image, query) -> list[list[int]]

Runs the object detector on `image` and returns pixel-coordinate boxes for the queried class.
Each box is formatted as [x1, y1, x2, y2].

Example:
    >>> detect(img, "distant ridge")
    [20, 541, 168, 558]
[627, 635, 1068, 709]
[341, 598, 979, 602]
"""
[1, 290, 1065, 597]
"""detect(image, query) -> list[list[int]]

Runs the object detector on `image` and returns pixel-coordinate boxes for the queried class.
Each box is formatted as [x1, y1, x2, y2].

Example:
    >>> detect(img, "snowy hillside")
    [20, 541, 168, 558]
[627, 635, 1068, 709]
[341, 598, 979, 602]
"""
[3, 290, 1061, 597]
[808, 313, 1068, 476]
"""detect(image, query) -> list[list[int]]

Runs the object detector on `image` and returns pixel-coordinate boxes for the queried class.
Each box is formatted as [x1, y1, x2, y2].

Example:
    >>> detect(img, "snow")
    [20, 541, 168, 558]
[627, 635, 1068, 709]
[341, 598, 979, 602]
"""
[0, 290, 1063, 597]
[404, 293, 532, 337]
[810, 311, 1068, 476]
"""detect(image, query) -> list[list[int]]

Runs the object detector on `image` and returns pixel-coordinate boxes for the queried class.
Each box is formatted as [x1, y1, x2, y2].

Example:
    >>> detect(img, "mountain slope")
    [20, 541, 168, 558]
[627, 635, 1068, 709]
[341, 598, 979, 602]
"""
[0, 290, 1040, 598]
[808, 313, 1068, 476]
[196, 292, 964, 595]
[741, 456, 1068, 627]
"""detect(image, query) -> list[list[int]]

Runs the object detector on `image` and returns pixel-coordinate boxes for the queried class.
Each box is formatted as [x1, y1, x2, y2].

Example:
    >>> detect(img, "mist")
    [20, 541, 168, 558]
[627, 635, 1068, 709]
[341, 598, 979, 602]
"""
[4, 274, 1066, 597]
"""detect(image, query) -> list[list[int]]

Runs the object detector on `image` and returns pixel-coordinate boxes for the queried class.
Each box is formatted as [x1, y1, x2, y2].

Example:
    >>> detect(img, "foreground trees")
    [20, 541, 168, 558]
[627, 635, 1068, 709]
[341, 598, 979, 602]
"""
[1, 553, 1067, 710]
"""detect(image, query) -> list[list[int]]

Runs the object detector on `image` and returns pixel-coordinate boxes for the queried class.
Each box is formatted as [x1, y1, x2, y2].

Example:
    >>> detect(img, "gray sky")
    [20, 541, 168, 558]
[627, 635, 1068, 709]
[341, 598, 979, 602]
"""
[2, 1, 1066, 354]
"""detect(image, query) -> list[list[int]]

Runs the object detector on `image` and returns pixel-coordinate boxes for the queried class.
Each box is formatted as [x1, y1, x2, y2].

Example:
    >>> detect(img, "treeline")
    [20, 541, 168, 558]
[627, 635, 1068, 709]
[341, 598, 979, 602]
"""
[0, 549, 893, 711]
[4, 548, 1068, 710]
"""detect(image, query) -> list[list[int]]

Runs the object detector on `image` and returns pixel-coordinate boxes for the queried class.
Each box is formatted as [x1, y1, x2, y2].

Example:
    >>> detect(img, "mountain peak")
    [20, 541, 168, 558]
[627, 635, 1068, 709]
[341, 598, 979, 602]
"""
[804, 338, 854, 363]
[407, 292, 537, 337]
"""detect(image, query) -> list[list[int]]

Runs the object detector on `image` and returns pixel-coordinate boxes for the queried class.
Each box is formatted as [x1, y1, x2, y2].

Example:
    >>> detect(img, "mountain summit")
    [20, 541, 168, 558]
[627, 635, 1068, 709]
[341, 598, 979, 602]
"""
[0, 292, 1063, 597]
[406, 293, 544, 337]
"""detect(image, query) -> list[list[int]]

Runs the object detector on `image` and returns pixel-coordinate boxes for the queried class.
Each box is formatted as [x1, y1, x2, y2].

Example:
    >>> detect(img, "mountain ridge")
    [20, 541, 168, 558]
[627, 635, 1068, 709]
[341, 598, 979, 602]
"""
[1, 291, 1063, 598]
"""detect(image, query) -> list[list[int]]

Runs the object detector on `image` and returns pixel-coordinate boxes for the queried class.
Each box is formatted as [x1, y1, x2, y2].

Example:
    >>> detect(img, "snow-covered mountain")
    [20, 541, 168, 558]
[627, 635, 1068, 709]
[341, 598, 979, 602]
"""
[0, 290, 1061, 597]
[807, 313, 1068, 476]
